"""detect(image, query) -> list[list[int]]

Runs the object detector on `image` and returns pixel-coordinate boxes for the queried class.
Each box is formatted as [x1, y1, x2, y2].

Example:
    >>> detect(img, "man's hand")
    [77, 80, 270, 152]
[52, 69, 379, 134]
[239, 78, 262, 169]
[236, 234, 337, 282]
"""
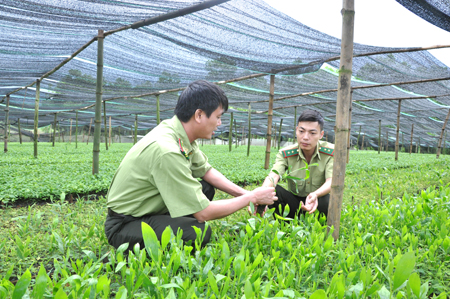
[247, 204, 268, 216]
[251, 187, 278, 206]
[301, 192, 318, 214]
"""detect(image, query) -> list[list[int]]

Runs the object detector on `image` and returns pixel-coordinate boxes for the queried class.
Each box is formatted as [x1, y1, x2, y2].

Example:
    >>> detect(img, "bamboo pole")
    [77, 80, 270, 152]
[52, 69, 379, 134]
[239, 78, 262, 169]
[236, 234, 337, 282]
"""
[278, 118, 283, 150]
[34, 80, 40, 158]
[109, 116, 112, 146]
[436, 108, 450, 159]
[234, 119, 237, 148]
[417, 137, 420, 153]
[272, 122, 277, 148]
[52, 113, 57, 147]
[82, 127, 85, 143]
[409, 124, 414, 154]
[3, 95, 9, 153]
[134, 114, 138, 144]
[378, 120, 381, 154]
[395, 100, 402, 161]
[293, 106, 297, 139]
[401, 132, 404, 152]
[265, 75, 275, 170]
[361, 133, 365, 150]
[228, 112, 233, 152]
[356, 125, 361, 150]
[75, 111, 78, 149]
[87, 118, 93, 145]
[327, 0, 354, 241]
[60, 122, 63, 142]
[347, 96, 352, 163]
[103, 100, 108, 150]
[18, 118, 22, 144]
[443, 130, 447, 155]
[247, 103, 251, 156]
[93, 30, 104, 175]
[385, 131, 388, 152]
[118, 126, 121, 143]
[69, 119, 72, 144]
[156, 95, 160, 125]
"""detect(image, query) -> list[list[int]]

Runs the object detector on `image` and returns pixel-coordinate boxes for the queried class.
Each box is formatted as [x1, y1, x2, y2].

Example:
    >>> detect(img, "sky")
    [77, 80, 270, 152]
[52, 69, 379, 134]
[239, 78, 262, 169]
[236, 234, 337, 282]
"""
[262, 0, 450, 67]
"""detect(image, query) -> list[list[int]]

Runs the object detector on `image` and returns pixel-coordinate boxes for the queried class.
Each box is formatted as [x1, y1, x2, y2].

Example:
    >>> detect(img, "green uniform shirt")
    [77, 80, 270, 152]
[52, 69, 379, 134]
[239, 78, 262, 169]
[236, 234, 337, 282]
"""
[106, 116, 212, 218]
[271, 140, 334, 197]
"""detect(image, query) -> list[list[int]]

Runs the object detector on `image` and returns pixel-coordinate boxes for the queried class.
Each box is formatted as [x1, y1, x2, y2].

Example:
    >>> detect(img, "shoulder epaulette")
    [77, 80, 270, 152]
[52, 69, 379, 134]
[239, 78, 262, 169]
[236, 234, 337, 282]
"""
[319, 146, 334, 156]
[282, 147, 299, 158]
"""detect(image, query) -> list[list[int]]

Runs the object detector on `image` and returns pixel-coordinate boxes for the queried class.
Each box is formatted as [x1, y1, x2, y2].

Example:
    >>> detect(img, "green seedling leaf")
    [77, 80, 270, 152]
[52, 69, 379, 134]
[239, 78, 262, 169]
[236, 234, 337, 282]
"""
[161, 226, 171, 251]
[393, 252, 415, 291]
[244, 280, 254, 299]
[115, 286, 127, 299]
[54, 287, 68, 299]
[309, 289, 327, 299]
[12, 269, 31, 299]
[32, 264, 49, 299]
[407, 272, 420, 298]
[378, 286, 390, 299]
[142, 222, 160, 261]
[208, 271, 220, 295]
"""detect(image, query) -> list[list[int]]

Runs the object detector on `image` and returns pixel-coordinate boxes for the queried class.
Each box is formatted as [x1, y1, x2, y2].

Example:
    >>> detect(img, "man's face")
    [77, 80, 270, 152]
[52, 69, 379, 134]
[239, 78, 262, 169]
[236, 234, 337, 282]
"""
[296, 121, 324, 152]
[198, 106, 224, 139]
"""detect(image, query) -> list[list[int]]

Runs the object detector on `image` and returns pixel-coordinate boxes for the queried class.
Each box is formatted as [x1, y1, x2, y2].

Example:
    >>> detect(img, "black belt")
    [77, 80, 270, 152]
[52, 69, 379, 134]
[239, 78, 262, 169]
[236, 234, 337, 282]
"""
[108, 208, 125, 217]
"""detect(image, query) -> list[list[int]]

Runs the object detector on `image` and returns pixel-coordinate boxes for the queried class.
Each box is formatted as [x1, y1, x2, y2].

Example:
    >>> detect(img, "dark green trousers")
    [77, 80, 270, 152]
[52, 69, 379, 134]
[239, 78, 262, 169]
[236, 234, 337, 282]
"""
[104, 180, 215, 251]
[269, 185, 329, 219]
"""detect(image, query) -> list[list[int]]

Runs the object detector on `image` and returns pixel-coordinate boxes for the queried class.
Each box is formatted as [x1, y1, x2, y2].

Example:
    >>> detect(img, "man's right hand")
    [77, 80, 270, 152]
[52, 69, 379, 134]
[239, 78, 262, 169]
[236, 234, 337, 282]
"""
[251, 187, 278, 206]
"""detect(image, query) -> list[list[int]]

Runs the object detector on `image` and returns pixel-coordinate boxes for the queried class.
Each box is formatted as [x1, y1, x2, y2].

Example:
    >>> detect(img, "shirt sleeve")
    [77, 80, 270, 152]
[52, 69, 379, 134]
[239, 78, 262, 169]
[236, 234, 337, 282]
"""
[270, 150, 288, 178]
[325, 156, 334, 179]
[152, 151, 210, 218]
[190, 148, 213, 178]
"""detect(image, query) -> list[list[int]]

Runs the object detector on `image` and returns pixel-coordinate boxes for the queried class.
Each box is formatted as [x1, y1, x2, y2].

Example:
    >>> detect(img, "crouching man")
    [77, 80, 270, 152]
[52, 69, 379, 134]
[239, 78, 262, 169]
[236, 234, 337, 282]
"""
[105, 80, 277, 250]
[260, 110, 333, 219]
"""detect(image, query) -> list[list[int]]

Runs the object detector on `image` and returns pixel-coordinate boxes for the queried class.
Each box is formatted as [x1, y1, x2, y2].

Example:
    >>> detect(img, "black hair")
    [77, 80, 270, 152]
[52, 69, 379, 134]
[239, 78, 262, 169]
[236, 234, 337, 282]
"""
[297, 110, 324, 131]
[174, 80, 228, 122]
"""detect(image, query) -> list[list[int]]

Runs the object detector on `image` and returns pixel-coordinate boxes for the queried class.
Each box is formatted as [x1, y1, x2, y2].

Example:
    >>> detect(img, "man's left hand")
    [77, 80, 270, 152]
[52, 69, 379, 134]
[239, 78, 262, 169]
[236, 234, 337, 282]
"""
[301, 192, 318, 214]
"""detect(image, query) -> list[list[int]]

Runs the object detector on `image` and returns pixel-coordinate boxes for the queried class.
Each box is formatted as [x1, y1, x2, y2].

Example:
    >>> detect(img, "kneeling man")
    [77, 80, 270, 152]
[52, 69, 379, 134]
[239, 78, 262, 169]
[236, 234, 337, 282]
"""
[105, 80, 277, 250]
[261, 110, 333, 218]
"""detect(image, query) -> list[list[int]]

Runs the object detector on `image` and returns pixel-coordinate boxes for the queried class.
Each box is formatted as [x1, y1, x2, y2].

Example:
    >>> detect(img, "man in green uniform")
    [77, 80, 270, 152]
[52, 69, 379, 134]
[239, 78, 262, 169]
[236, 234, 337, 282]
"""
[105, 80, 277, 251]
[259, 110, 333, 218]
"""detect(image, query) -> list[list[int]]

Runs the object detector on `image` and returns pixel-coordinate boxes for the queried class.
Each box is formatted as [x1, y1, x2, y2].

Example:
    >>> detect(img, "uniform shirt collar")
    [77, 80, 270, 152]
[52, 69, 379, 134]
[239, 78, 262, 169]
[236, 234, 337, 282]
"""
[171, 115, 197, 154]
[297, 142, 321, 161]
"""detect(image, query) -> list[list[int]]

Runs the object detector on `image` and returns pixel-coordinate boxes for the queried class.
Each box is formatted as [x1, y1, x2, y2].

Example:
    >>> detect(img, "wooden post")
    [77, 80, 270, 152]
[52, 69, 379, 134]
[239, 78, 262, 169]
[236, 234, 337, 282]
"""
[103, 101, 108, 150]
[401, 131, 404, 152]
[93, 30, 104, 174]
[385, 130, 388, 152]
[436, 108, 450, 158]
[247, 103, 251, 156]
[278, 118, 283, 150]
[409, 124, 414, 154]
[228, 112, 233, 152]
[58, 122, 61, 142]
[293, 106, 297, 139]
[118, 126, 121, 143]
[156, 95, 160, 124]
[356, 125, 361, 150]
[265, 75, 275, 169]
[378, 120, 381, 154]
[134, 114, 138, 144]
[34, 80, 40, 158]
[234, 119, 238, 148]
[327, 0, 354, 241]
[272, 122, 277, 148]
[395, 100, 402, 160]
[417, 137, 420, 153]
[3, 95, 9, 153]
[361, 133, 365, 150]
[18, 118, 22, 144]
[109, 116, 112, 146]
[347, 96, 352, 163]
[87, 118, 93, 145]
[69, 119, 72, 144]
[443, 130, 447, 155]
[75, 111, 78, 149]
[52, 113, 57, 147]
[82, 126, 85, 143]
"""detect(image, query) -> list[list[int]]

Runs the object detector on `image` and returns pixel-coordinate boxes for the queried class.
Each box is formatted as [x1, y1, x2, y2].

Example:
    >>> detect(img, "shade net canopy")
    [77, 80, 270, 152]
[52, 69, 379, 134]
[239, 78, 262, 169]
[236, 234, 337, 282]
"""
[396, 0, 450, 33]
[1, 0, 450, 148]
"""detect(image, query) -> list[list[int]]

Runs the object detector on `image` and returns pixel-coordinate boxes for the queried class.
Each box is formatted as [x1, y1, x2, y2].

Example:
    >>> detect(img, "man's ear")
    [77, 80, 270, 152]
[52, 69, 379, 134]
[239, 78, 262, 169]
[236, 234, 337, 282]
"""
[320, 130, 324, 139]
[194, 109, 203, 123]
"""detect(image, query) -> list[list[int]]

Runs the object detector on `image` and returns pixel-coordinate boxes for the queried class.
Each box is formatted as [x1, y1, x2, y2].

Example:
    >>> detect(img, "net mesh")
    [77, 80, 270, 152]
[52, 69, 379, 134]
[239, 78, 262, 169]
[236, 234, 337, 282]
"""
[1, 0, 450, 148]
